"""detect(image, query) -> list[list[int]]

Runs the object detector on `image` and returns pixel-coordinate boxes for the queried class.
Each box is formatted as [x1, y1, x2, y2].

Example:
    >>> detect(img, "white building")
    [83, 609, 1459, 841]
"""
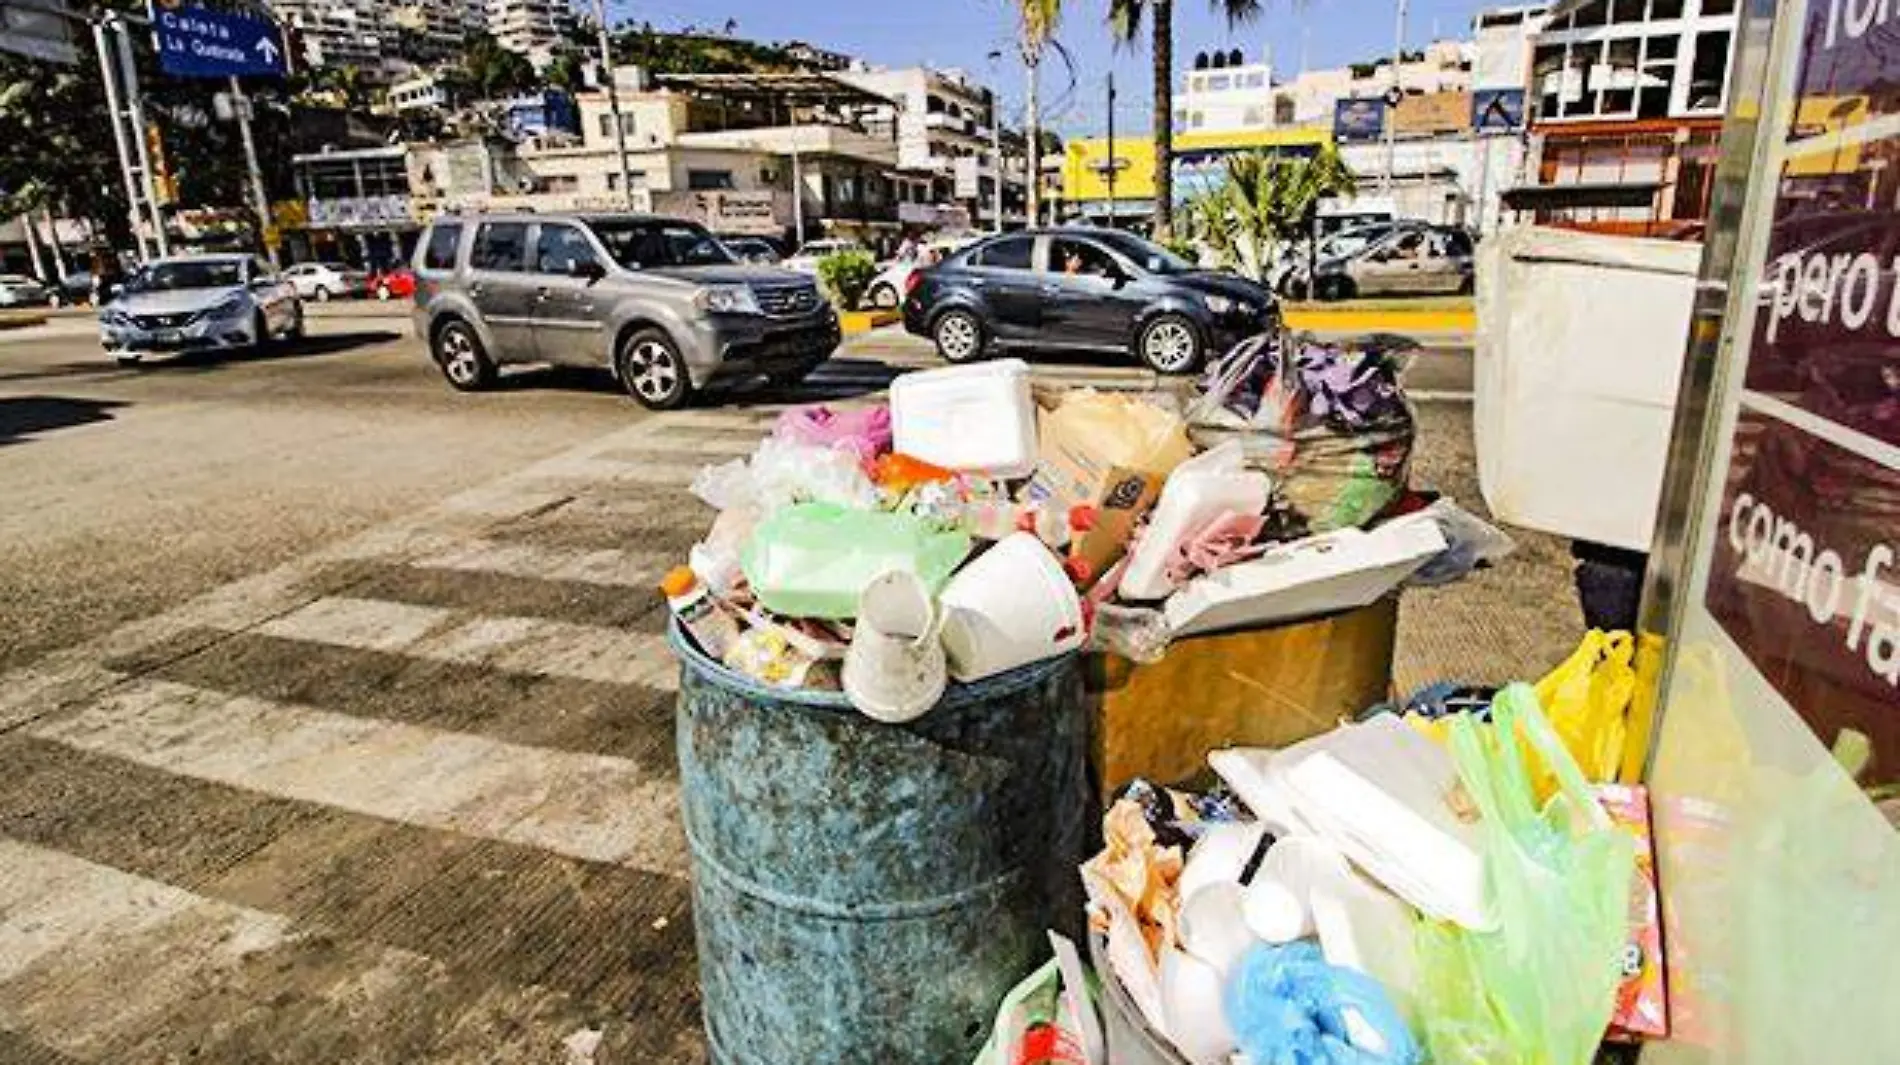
[486, 0, 571, 68]
[837, 66, 1025, 229]
[389, 73, 451, 114]
[276, 1, 387, 70]
[1175, 49, 1277, 134]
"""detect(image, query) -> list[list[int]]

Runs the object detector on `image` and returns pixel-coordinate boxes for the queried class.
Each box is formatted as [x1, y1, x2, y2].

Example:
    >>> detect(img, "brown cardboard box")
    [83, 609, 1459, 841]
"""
[1085, 596, 1398, 796]
[1070, 467, 1161, 582]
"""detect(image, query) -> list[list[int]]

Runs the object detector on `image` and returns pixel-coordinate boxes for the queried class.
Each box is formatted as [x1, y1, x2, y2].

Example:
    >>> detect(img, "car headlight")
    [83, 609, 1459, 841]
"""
[695, 284, 761, 315]
[101, 309, 133, 328]
[206, 296, 248, 319]
[1204, 294, 1236, 315]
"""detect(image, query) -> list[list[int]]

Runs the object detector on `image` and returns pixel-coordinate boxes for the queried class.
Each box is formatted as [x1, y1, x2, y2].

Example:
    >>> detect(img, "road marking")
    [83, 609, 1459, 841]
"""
[1409, 389, 1475, 403]
[534, 455, 709, 486]
[257, 595, 452, 653]
[29, 674, 686, 873]
[414, 538, 673, 590]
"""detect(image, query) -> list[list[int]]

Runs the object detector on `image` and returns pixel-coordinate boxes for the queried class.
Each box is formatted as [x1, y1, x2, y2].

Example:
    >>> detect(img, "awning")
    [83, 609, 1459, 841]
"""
[1501, 181, 1662, 211]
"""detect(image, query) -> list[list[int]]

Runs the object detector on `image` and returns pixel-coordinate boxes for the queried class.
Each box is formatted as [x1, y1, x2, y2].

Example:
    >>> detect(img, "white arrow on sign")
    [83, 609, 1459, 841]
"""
[255, 37, 279, 64]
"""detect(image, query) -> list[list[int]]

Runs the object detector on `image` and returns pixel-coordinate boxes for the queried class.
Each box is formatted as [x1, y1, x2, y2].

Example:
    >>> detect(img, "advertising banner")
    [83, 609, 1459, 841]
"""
[1472, 88, 1527, 132]
[1332, 98, 1387, 143]
[1392, 90, 1471, 137]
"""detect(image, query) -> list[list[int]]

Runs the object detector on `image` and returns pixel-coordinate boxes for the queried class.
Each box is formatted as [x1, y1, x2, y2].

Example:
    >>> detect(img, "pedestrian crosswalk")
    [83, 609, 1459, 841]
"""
[0, 338, 1179, 1063]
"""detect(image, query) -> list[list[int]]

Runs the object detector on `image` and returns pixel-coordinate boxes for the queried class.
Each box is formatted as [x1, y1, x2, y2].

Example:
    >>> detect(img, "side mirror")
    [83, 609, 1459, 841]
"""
[568, 258, 606, 282]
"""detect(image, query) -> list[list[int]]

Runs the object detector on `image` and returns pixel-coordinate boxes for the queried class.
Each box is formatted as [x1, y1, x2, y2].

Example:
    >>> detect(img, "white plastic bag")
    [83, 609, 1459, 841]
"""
[689, 437, 880, 514]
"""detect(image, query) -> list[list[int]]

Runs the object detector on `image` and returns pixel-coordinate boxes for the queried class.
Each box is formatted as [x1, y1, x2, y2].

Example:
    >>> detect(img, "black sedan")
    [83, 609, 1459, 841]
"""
[901, 228, 1276, 374]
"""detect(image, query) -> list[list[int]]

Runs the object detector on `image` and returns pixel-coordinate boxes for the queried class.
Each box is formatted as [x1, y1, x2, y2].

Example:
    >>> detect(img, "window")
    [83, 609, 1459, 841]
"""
[1699, 0, 1736, 13]
[542, 174, 579, 193]
[1649, 0, 1685, 17]
[1572, 0, 1607, 26]
[422, 224, 462, 270]
[1610, 0, 1646, 20]
[598, 113, 613, 138]
[1275, 95, 1296, 124]
[534, 224, 600, 275]
[1207, 74, 1232, 91]
[1533, 43, 1567, 119]
[1244, 71, 1265, 88]
[470, 222, 530, 272]
[1049, 238, 1120, 279]
[1602, 38, 1640, 114]
[974, 235, 1033, 270]
[687, 169, 735, 190]
[1189, 110, 1205, 128]
[590, 219, 734, 269]
[1688, 30, 1732, 110]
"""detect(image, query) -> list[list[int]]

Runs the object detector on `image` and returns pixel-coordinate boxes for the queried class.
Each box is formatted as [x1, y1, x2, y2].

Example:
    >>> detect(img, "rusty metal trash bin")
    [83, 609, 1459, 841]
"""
[671, 623, 1091, 1065]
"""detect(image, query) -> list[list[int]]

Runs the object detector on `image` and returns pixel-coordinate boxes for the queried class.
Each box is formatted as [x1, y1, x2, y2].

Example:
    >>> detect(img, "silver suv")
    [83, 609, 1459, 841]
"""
[411, 212, 840, 409]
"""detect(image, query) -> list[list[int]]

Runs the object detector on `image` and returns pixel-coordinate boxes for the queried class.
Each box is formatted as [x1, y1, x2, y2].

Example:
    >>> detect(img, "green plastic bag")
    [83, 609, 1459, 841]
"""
[1415, 683, 1635, 1065]
[742, 502, 972, 619]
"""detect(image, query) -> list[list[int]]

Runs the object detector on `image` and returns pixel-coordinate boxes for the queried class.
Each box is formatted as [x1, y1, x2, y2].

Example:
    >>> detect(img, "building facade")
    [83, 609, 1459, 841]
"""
[838, 66, 1025, 230]
[486, 0, 571, 68]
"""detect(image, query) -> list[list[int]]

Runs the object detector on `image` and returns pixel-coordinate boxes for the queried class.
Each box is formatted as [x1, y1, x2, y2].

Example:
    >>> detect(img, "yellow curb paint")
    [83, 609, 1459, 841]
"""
[839, 310, 900, 335]
[0, 311, 49, 330]
[1282, 309, 1475, 333]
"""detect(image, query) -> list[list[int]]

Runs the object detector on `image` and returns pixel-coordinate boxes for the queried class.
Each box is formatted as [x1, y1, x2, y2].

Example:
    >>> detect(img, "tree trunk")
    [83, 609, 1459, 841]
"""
[1151, 0, 1174, 239]
[1025, 51, 1041, 227]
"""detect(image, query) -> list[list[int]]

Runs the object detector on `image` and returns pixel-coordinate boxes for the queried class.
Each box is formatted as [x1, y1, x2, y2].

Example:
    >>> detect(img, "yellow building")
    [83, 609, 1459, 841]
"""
[1062, 125, 1333, 218]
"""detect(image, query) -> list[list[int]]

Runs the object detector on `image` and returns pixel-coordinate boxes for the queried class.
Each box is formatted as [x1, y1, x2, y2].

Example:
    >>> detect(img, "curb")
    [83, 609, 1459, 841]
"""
[839, 309, 900, 335]
[1282, 309, 1476, 334]
[0, 311, 50, 331]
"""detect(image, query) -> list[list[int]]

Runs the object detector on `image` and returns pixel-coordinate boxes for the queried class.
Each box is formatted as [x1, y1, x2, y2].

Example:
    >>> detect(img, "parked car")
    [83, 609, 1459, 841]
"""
[411, 212, 841, 410]
[902, 228, 1277, 374]
[719, 235, 783, 264]
[97, 253, 303, 366]
[1307, 225, 1475, 300]
[782, 238, 865, 274]
[368, 266, 416, 301]
[864, 236, 979, 309]
[58, 270, 99, 305]
[0, 273, 56, 307]
[1273, 222, 1403, 299]
[282, 261, 368, 301]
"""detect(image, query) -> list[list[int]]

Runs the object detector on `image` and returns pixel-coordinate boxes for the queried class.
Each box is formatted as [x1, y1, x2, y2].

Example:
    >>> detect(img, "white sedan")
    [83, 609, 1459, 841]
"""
[863, 236, 979, 309]
[99, 254, 303, 366]
[781, 239, 866, 275]
[282, 261, 368, 301]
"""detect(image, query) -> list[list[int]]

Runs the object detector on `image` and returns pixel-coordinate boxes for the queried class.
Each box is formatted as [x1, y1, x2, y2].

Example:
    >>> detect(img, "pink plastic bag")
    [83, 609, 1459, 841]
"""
[773, 405, 892, 466]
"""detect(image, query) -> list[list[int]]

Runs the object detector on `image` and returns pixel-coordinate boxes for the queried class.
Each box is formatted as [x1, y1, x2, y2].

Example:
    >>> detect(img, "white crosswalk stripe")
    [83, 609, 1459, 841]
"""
[29, 672, 686, 873]
[414, 538, 674, 589]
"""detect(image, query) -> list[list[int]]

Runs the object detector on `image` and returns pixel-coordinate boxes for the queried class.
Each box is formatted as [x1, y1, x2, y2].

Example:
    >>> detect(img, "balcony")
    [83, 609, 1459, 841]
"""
[677, 124, 897, 166]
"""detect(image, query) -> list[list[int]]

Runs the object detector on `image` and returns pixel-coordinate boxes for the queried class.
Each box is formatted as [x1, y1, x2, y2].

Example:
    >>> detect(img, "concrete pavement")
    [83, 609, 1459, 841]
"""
[0, 305, 1572, 1063]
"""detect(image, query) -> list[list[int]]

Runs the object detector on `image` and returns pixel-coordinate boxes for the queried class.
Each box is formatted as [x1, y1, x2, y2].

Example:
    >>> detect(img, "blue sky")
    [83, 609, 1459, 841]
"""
[609, 0, 1499, 135]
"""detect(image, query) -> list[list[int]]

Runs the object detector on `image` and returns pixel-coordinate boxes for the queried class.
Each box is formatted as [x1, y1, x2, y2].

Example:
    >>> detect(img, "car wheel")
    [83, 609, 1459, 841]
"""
[1316, 275, 1354, 302]
[868, 283, 898, 310]
[932, 308, 986, 364]
[316, 286, 333, 302]
[617, 327, 693, 410]
[1137, 313, 1204, 375]
[433, 319, 496, 392]
[1458, 273, 1474, 296]
[376, 282, 392, 301]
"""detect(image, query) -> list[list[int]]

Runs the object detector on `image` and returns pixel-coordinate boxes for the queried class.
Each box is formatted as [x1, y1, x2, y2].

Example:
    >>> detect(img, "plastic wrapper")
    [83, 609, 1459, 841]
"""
[1404, 498, 1516, 586]
[1414, 684, 1636, 1065]
[1187, 333, 1415, 534]
[691, 437, 880, 514]
[773, 403, 892, 466]
[1224, 940, 1421, 1065]
[722, 626, 818, 689]
[740, 502, 971, 619]
[1087, 604, 1174, 664]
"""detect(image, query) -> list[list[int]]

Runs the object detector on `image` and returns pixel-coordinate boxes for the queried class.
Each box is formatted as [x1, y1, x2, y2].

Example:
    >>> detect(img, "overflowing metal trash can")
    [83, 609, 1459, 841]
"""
[671, 624, 1091, 1065]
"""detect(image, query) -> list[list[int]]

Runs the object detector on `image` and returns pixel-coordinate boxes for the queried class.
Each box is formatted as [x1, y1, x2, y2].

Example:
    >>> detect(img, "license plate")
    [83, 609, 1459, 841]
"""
[155, 329, 181, 343]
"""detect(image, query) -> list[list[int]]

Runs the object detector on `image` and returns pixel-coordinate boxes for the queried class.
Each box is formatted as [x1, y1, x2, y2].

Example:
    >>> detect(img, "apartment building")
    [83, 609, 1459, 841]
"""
[838, 66, 1026, 229]
[387, 1, 470, 64]
[486, 0, 571, 68]
[277, 0, 386, 70]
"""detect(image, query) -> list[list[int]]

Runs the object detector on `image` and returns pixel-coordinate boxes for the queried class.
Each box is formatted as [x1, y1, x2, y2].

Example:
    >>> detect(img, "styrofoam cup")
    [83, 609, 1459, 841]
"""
[938, 532, 1085, 682]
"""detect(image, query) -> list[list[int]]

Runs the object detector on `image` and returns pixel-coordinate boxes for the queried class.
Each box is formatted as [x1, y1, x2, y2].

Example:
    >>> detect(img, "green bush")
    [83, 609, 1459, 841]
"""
[816, 250, 878, 310]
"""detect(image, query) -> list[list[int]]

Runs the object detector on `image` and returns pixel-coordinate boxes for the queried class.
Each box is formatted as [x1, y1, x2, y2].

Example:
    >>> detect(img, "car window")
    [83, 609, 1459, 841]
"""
[535, 224, 600, 275]
[123, 260, 243, 292]
[250, 258, 273, 282]
[1090, 230, 1195, 274]
[471, 222, 531, 272]
[974, 235, 1033, 270]
[1443, 230, 1474, 256]
[589, 219, 734, 269]
[1049, 238, 1120, 279]
[422, 224, 462, 271]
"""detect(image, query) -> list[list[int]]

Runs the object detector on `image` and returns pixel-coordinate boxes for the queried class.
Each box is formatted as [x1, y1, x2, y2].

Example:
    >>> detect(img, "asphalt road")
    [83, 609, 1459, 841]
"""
[0, 303, 1564, 1064]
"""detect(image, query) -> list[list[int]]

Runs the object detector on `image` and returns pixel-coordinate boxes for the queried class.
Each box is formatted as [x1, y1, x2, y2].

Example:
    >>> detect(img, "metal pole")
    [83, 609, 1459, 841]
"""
[1383, 0, 1407, 194]
[93, 18, 151, 261]
[593, 0, 634, 209]
[992, 97, 1004, 232]
[229, 77, 278, 267]
[43, 208, 71, 279]
[114, 19, 169, 256]
[21, 209, 47, 283]
[1105, 72, 1116, 229]
[791, 137, 804, 246]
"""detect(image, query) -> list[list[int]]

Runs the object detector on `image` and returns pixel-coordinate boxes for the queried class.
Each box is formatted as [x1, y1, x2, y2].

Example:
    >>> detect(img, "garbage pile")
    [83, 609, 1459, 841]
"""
[1068, 637, 1665, 1065]
[670, 332, 1512, 721]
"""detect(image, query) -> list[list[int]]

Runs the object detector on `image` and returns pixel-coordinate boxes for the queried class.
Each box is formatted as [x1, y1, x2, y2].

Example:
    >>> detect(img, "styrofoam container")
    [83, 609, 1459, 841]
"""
[938, 532, 1086, 682]
[1118, 442, 1271, 602]
[889, 358, 1037, 477]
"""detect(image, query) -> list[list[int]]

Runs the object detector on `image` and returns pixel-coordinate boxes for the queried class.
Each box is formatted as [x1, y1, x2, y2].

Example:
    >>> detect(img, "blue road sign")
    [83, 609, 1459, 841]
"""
[149, 3, 285, 79]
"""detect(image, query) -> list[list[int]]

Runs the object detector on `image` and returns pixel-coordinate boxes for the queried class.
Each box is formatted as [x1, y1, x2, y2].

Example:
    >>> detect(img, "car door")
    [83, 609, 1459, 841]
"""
[466, 220, 538, 361]
[1348, 230, 1416, 296]
[529, 221, 611, 367]
[245, 257, 290, 331]
[1042, 236, 1145, 350]
[967, 234, 1042, 341]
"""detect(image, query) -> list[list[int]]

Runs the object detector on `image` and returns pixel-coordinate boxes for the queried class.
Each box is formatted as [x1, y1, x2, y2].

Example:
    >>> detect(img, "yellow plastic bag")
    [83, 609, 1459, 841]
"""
[1533, 630, 1636, 788]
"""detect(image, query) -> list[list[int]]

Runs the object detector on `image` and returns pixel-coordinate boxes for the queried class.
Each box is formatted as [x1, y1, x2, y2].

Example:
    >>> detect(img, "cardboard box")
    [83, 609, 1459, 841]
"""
[1070, 467, 1161, 583]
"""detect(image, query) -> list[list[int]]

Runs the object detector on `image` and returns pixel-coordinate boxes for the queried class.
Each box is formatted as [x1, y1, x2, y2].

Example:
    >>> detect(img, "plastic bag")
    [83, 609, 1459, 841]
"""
[1414, 684, 1636, 1065]
[1404, 499, 1515, 586]
[741, 502, 971, 619]
[1534, 630, 1636, 787]
[774, 404, 892, 466]
[692, 437, 881, 514]
[1188, 334, 1414, 534]
[1224, 940, 1421, 1065]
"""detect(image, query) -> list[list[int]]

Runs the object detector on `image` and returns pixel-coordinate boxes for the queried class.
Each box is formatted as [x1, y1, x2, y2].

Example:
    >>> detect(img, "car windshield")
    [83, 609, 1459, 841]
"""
[1089, 231, 1194, 274]
[124, 261, 243, 292]
[1320, 228, 1388, 258]
[589, 220, 734, 269]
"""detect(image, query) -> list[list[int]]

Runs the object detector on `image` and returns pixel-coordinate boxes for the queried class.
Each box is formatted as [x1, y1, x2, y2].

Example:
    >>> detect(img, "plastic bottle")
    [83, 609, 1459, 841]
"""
[661, 566, 740, 658]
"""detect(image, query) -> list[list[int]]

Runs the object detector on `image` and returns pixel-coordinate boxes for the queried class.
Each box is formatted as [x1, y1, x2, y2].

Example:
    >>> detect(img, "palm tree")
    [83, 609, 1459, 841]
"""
[1179, 145, 1354, 279]
[1010, 0, 1062, 225]
[1109, 0, 1263, 238]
